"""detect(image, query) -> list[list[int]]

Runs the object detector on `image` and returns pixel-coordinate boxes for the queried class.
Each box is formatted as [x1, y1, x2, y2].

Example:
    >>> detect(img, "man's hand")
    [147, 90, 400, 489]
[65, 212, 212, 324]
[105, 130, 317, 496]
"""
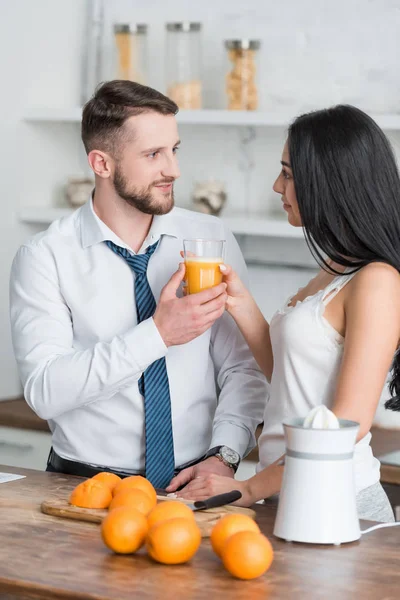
[166, 457, 234, 493]
[153, 264, 227, 347]
[174, 474, 253, 507]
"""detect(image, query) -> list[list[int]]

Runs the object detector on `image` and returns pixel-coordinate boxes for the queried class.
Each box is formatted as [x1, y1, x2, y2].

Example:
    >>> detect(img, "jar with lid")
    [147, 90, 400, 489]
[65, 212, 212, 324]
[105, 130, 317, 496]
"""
[113, 23, 148, 84]
[165, 22, 202, 109]
[224, 39, 261, 110]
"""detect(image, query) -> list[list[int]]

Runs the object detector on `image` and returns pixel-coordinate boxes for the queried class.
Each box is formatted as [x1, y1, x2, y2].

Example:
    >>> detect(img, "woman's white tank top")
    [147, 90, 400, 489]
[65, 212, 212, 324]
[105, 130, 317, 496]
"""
[257, 269, 381, 493]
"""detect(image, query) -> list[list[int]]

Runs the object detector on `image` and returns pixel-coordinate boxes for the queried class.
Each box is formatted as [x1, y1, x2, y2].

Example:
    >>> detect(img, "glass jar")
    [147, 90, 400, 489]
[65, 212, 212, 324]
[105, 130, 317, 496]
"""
[224, 39, 261, 110]
[81, 0, 105, 104]
[165, 22, 202, 109]
[113, 23, 148, 84]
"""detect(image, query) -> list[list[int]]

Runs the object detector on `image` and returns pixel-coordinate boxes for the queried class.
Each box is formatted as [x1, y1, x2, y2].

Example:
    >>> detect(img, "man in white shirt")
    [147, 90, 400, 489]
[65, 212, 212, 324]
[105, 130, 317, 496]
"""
[10, 80, 267, 491]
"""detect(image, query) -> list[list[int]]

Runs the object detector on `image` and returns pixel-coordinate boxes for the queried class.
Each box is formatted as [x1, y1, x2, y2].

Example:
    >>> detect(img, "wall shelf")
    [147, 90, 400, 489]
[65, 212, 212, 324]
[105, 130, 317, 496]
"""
[24, 108, 83, 123]
[18, 207, 73, 223]
[23, 108, 294, 127]
[23, 108, 295, 127]
[17, 206, 305, 239]
[23, 108, 400, 130]
[222, 214, 304, 238]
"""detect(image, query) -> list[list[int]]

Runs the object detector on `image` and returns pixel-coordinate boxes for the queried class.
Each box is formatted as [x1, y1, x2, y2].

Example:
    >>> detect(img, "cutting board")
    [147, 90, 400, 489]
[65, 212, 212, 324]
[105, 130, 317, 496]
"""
[41, 495, 256, 537]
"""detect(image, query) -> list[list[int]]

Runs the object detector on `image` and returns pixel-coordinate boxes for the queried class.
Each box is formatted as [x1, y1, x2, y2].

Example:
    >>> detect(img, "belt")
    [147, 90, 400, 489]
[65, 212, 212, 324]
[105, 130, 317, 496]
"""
[47, 448, 146, 479]
[47, 447, 206, 486]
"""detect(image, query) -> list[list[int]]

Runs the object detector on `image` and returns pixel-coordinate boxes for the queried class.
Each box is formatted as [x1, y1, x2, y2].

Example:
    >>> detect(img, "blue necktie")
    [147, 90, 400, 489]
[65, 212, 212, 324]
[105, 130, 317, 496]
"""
[105, 239, 175, 488]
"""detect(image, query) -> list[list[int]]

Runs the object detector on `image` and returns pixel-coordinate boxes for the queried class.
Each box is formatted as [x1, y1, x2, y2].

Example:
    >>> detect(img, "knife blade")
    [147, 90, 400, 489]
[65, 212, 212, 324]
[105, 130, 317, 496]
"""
[187, 490, 242, 512]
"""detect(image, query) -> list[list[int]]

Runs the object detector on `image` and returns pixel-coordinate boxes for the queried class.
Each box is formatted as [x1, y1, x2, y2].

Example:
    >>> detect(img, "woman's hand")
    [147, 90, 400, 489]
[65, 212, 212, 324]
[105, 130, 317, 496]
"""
[219, 264, 251, 314]
[219, 263, 273, 380]
[174, 474, 254, 507]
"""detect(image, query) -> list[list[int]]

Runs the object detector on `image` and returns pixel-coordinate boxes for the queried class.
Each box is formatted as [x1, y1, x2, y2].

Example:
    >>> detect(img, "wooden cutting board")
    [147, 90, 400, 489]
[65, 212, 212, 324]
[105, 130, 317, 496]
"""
[41, 495, 256, 538]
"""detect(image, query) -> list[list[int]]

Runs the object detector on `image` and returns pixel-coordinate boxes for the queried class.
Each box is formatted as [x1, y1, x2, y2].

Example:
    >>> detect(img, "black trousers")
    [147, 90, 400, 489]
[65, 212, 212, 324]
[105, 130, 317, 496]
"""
[46, 447, 204, 484]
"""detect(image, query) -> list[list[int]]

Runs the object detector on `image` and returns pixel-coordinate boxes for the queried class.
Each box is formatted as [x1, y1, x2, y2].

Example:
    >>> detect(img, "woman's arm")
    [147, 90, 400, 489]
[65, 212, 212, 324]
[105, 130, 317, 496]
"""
[221, 265, 274, 382]
[176, 456, 285, 506]
[331, 263, 400, 439]
[177, 263, 400, 505]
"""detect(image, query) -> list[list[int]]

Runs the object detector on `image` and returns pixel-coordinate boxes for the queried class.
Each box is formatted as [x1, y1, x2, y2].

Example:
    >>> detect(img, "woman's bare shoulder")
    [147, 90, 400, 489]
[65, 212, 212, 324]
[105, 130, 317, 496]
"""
[348, 262, 400, 302]
[354, 261, 400, 284]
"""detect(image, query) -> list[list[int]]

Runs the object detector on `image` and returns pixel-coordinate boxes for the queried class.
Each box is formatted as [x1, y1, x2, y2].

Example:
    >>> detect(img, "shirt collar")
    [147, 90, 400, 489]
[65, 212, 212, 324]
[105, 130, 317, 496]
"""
[79, 197, 179, 252]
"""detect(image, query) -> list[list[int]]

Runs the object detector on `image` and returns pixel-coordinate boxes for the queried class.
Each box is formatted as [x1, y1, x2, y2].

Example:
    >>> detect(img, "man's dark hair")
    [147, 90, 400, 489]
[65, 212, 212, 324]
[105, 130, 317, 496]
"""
[81, 80, 178, 155]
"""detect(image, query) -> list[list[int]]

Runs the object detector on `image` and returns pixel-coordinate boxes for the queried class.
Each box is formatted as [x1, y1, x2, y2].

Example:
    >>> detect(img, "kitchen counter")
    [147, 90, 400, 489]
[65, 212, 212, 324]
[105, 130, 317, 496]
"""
[0, 465, 399, 599]
[0, 397, 49, 432]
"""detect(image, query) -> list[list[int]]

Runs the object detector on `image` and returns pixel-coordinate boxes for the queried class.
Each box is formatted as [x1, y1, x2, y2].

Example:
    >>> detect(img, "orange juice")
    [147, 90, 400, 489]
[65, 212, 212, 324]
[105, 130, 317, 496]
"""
[185, 257, 224, 294]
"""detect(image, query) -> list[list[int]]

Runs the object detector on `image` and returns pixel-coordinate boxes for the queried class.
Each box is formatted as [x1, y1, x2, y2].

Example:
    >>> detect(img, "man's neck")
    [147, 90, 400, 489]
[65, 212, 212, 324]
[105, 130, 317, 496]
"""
[92, 184, 152, 253]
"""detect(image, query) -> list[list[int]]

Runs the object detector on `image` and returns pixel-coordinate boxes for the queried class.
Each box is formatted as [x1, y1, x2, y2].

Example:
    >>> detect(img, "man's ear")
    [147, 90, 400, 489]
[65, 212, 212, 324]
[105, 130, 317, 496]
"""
[88, 150, 113, 179]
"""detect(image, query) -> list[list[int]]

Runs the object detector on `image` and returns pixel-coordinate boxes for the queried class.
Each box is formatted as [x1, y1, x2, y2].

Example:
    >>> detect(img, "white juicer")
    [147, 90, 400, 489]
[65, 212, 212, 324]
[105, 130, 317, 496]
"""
[273, 415, 361, 545]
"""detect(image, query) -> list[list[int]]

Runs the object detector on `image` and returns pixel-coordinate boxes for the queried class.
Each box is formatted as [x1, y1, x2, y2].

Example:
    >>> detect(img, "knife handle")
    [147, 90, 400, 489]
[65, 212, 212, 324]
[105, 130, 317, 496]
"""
[193, 490, 242, 511]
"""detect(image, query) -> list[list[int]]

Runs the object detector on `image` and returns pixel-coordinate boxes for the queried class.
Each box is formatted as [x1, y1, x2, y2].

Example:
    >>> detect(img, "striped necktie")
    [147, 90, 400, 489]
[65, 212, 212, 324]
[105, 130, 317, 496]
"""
[105, 239, 175, 488]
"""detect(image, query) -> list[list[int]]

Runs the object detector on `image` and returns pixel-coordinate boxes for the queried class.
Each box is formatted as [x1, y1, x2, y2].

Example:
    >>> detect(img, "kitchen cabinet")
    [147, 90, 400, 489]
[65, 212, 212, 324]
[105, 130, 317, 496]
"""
[0, 426, 51, 471]
[248, 264, 316, 319]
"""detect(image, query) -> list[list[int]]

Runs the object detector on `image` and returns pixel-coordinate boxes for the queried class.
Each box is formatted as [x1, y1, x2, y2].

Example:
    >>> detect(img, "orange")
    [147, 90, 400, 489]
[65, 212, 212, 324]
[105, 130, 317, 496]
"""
[146, 517, 202, 565]
[210, 513, 260, 557]
[147, 500, 196, 530]
[109, 488, 154, 516]
[92, 472, 121, 492]
[101, 506, 148, 554]
[69, 479, 112, 509]
[222, 531, 274, 580]
[113, 475, 157, 506]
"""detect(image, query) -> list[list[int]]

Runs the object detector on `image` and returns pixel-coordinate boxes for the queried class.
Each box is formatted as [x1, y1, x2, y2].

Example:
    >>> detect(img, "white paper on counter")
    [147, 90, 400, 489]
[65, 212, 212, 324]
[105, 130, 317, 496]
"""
[0, 472, 25, 483]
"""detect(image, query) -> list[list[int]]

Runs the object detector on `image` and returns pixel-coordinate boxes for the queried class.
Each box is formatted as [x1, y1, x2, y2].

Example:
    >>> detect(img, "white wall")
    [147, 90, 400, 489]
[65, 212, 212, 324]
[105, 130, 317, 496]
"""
[1, 0, 400, 405]
[0, 0, 86, 397]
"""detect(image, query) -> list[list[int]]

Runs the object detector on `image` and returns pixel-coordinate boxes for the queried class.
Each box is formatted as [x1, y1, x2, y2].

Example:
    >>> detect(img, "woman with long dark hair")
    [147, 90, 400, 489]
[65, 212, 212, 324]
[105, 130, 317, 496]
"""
[175, 105, 400, 522]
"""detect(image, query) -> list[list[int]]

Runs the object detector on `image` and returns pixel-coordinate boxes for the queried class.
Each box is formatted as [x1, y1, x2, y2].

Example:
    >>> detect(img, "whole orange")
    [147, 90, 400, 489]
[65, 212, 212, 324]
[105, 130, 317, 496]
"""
[147, 501, 196, 530]
[146, 517, 201, 565]
[101, 506, 148, 554]
[222, 531, 274, 580]
[113, 475, 157, 506]
[92, 472, 121, 492]
[69, 479, 112, 509]
[210, 513, 260, 557]
[109, 488, 154, 516]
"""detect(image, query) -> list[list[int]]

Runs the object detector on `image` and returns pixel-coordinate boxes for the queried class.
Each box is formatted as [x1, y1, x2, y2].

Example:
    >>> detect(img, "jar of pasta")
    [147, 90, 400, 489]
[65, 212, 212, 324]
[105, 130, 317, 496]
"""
[224, 39, 261, 110]
[165, 22, 202, 109]
[113, 23, 148, 84]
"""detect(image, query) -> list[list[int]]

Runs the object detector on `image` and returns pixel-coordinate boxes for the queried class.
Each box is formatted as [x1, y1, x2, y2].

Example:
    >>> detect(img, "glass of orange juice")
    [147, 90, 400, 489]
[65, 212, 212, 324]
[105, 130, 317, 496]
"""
[183, 239, 226, 295]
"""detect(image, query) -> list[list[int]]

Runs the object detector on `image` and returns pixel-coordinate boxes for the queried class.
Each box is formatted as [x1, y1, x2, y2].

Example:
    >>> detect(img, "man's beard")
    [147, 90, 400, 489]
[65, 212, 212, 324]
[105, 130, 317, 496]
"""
[113, 164, 175, 216]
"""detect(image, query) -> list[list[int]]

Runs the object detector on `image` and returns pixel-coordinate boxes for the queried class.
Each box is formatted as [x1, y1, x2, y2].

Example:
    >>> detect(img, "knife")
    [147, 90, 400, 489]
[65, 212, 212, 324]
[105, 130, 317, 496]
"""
[187, 490, 242, 512]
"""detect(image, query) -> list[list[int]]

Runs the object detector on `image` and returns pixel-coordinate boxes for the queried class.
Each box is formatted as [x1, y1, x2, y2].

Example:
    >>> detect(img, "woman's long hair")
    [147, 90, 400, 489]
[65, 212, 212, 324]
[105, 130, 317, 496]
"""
[288, 105, 400, 410]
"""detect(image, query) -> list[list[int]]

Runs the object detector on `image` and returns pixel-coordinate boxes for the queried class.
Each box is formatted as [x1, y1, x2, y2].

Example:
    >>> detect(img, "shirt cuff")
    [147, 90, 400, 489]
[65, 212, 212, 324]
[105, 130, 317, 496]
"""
[124, 317, 168, 372]
[210, 422, 253, 459]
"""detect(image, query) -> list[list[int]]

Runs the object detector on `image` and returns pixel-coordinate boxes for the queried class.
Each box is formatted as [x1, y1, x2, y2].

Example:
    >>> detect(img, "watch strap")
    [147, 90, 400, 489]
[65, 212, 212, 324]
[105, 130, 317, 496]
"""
[203, 446, 223, 461]
[204, 446, 240, 472]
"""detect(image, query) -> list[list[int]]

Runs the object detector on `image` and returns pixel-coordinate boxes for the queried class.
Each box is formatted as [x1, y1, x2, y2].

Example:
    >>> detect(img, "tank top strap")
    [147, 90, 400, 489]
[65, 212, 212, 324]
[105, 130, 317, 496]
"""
[322, 268, 358, 306]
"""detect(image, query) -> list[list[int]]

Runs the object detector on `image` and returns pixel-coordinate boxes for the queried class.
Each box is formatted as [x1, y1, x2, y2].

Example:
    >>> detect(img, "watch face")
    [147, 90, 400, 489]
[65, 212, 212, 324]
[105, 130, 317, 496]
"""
[220, 446, 240, 465]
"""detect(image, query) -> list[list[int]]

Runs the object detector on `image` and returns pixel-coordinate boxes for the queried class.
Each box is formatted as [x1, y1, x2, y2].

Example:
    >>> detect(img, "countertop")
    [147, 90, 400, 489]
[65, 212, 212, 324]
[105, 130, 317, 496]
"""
[0, 464, 399, 599]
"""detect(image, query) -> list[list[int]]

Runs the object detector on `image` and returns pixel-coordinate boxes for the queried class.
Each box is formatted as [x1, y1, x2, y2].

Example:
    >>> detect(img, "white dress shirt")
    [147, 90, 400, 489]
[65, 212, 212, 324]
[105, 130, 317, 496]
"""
[10, 199, 267, 471]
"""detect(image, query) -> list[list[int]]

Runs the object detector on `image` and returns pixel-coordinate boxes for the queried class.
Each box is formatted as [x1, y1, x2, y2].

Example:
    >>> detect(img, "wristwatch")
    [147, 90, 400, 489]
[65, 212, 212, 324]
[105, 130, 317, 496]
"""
[204, 445, 241, 472]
